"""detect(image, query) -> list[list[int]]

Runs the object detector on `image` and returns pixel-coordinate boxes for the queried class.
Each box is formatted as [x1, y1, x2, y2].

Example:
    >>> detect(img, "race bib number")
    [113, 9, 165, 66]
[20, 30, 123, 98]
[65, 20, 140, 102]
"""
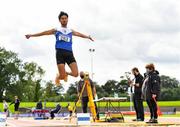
[59, 35, 70, 42]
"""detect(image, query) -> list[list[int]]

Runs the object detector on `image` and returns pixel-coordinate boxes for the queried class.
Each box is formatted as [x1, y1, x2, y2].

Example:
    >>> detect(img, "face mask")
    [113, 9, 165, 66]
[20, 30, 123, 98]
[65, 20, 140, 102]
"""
[146, 69, 150, 74]
[80, 75, 84, 79]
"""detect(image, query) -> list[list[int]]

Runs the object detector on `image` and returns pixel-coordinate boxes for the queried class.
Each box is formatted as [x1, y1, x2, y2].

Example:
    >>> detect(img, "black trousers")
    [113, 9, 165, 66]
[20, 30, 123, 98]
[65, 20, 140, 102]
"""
[50, 110, 58, 119]
[82, 96, 99, 119]
[146, 97, 158, 119]
[82, 96, 89, 113]
[133, 93, 144, 120]
[15, 106, 19, 111]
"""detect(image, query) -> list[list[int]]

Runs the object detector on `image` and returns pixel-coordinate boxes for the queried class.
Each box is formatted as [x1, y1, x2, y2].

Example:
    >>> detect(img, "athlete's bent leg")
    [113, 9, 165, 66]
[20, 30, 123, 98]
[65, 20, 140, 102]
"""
[67, 62, 79, 77]
[55, 64, 66, 86]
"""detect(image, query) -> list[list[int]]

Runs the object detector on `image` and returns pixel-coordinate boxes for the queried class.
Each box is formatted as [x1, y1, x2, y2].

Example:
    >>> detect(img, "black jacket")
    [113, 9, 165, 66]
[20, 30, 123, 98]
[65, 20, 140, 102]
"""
[145, 70, 161, 100]
[54, 104, 61, 112]
[134, 73, 144, 94]
[10, 99, 20, 111]
[10, 99, 20, 108]
[36, 102, 43, 109]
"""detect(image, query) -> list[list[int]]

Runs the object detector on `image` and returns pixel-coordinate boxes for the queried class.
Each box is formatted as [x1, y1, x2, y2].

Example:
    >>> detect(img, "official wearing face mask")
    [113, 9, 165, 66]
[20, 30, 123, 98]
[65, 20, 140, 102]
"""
[142, 64, 161, 123]
[77, 71, 97, 113]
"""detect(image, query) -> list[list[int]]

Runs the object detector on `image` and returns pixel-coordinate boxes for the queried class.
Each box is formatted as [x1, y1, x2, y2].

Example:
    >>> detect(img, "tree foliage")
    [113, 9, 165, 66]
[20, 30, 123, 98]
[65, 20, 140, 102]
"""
[0, 47, 45, 102]
[1, 47, 180, 102]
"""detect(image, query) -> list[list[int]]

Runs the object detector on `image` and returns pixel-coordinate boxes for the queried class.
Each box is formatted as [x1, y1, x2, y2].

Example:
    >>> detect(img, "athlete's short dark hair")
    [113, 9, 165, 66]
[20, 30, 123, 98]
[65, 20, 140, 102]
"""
[58, 11, 68, 20]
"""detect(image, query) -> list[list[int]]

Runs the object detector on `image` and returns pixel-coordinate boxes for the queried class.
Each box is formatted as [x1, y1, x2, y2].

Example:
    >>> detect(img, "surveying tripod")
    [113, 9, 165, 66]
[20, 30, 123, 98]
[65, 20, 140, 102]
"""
[70, 72, 97, 122]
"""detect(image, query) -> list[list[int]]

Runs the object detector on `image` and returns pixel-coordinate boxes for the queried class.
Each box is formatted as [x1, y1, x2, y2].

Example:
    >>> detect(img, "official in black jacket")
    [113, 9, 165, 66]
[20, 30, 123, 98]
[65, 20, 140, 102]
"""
[131, 67, 144, 121]
[142, 63, 160, 123]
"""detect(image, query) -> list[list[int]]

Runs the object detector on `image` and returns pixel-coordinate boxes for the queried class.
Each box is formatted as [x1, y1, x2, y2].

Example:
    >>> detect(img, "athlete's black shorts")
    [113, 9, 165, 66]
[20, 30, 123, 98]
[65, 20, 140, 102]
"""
[56, 48, 76, 65]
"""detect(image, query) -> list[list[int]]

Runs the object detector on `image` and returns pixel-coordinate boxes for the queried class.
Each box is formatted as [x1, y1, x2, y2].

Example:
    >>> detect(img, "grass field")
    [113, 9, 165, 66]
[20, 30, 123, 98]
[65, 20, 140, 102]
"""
[0, 101, 179, 113]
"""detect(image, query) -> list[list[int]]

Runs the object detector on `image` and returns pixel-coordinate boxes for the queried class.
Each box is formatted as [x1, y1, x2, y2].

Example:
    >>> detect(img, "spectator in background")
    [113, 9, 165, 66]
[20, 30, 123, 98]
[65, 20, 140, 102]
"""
[50, 103, 61, 119]
[3, 100, 8, 113]
[67, 103, 73, 117]
[10, 96, 20, 119]
[36, 100, 43, 109]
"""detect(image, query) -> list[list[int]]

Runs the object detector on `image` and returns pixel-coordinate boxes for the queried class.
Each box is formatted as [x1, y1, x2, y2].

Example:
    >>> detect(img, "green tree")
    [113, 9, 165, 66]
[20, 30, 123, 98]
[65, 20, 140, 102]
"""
[0, 47, 46, 102]
[160, 75, 179, 88]
[65, 82, 78, 101]
[94, 82, 108, 98]
[23, 62, 45, 101]
[34, 80, 41, 102]
[101, 80, 118, 96]
[0, 47, 22, 101]
[115, 79, 128, 94]
[43, 81, 64, 101]
[160, 87, 180, 101]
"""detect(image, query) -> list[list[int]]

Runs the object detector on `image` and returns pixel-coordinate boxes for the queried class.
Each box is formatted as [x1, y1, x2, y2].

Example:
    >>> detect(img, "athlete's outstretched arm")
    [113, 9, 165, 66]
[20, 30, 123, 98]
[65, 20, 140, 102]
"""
[25, 29, 56, 39]
[72, 30, 94, 41]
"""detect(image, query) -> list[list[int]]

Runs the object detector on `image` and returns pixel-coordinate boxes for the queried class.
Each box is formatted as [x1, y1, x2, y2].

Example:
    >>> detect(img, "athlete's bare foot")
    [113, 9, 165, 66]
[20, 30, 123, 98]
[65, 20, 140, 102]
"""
[55, 74, 61, 86]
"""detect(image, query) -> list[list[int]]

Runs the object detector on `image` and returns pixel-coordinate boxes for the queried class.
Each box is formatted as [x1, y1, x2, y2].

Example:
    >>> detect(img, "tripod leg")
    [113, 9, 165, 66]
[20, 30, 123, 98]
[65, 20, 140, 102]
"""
[69, 81, 86, 122]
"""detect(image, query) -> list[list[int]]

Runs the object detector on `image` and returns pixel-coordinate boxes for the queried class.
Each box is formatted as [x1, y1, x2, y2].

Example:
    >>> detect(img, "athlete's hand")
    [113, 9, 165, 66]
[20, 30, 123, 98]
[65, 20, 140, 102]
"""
[25, 34, 31, 39]
[88, 35, 94, 41]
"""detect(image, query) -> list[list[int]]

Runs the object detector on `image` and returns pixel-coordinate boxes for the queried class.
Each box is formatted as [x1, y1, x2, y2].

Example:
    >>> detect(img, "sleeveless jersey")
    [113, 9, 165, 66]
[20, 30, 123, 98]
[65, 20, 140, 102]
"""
[55, 27, 73, 51]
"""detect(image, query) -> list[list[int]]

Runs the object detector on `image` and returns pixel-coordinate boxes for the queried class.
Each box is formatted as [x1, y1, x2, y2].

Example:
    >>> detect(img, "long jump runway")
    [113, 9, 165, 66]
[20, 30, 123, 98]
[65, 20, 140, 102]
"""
[6, 117, 180, 127]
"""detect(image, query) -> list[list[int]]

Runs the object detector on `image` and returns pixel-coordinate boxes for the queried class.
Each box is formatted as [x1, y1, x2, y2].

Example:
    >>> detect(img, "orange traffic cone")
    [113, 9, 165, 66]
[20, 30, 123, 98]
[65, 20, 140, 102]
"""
[153, 96, 162, 116]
